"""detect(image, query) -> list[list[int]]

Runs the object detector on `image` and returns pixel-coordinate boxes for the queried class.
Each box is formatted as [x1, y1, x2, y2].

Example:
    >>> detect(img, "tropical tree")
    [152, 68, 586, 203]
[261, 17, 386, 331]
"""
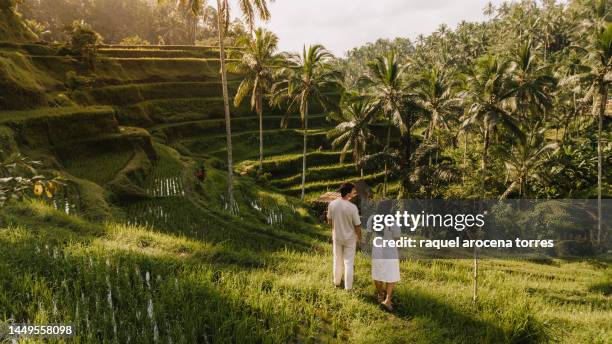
[499, 127, 559, 199]
[562, 23, 611, 244]
[460, 55, 523, 303]
[230, 28, 282, 173]
[271, 45, 339, 200]
[327, 95, 378, 178]
[412, 66, 459, 141]
[215, 0, 272, 207]
[159, 0, 272, 207]
[585, 24, 611, 244]
[508, 41, 556, 127]
[460, 55, 524, 199]
[362, 51, 409, 196]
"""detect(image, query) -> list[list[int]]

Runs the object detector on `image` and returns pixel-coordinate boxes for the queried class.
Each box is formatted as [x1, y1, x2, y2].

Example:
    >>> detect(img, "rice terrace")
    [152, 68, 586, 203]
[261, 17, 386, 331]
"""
[0, 0, 610, 343]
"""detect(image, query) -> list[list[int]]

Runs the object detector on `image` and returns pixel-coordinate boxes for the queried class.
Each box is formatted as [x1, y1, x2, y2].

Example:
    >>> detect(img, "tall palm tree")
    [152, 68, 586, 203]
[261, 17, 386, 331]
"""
[230, 28, 282, 173]
[585, 24, 611, 244]
[362, 51, 409, 197]
[271, 45, 339, 200]
[215, 0, 271, 207]
[563, 23, 611, 244]
[460, 55, 523, 303]
[460, 55, 524, 199]
[327, 95, 378, 178]
[160, 0, 273, 207]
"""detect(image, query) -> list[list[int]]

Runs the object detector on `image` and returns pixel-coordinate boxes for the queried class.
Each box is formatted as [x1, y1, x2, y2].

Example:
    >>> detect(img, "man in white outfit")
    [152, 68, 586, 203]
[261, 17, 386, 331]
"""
[327, 182, 362, 290]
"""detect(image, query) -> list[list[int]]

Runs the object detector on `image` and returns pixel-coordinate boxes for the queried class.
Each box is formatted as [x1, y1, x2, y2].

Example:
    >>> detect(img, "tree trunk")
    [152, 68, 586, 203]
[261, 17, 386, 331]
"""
[383, 116, 391, 198]
[257, 87, 264, 173]
[300, 104, 309, 200]
[473, 127, 490, 303]
[401, 127, 413, 196]
[481, 128, 490, 200]
[472, 243, 478, 303]
[216, 0, 234, 207]
[596, 79, 607, 244]
[462, 133, 468, 184]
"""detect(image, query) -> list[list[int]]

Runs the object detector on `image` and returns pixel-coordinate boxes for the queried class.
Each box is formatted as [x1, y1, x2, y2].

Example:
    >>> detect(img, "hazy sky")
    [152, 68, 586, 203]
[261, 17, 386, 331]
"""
[228, 0, 507, 57]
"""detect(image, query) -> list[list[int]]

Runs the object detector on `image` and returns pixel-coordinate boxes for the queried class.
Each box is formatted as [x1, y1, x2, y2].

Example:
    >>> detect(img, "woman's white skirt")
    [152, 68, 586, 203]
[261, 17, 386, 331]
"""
[371, 258, 400, 283]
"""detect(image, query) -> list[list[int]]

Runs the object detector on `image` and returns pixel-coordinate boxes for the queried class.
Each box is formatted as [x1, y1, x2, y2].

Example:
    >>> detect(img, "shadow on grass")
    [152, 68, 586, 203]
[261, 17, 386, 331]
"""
[388, 288, 544, 344]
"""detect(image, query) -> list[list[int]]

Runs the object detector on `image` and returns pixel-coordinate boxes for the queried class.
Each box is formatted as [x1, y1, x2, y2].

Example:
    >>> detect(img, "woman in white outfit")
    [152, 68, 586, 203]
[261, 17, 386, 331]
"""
[369, 202, 401, 311]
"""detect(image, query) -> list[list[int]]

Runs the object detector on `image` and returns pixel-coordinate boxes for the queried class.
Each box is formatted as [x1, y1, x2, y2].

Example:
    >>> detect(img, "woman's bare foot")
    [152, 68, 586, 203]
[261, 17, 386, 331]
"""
[377, 291, 385, 303]
[381, 299, 393, 312]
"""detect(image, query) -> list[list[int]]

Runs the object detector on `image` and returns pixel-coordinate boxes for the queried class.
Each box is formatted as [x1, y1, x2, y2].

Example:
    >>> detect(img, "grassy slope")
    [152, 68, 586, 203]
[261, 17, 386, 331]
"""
[2, 190, 610, 343]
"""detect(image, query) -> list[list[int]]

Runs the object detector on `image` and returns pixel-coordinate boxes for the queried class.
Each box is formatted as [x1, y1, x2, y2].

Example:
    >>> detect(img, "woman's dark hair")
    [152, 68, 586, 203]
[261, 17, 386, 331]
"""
[339, 182, 355, 197]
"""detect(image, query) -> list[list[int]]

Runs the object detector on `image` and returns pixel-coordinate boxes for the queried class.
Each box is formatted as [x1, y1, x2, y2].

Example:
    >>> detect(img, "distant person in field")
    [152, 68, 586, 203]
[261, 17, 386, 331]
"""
[370, 201, 401, 312]
[195, 163, 206, 182]
[327, 182, 362, 290]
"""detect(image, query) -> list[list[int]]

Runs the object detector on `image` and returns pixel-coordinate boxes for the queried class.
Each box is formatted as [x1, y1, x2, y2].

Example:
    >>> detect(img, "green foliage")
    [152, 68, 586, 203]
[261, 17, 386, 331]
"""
[119, 35, 150, 46]
[64, 20, 101, 69]
[0, 153, 61, 205]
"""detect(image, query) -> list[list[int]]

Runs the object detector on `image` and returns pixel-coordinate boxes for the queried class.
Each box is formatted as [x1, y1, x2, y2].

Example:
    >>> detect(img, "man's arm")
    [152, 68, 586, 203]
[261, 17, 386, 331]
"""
[353, 206, 362, 242]
[354, 225, 362, 242]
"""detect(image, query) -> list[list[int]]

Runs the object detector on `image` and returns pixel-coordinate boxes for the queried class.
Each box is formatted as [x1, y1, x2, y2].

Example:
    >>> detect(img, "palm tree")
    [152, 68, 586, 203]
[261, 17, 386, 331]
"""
[460, 55, 523, 303]
[215, 0, 271, 207]
[563, 24, 611, 244]
[508, 41, 556, 127]
[500, 127, 559, 199]
[460, 55, 524, 199]
[327, 95, 378, 178]
[271, 45, 339, 200]
[230, 28, 282, 173]
[362, 51, 409, 197]
[586, 24, 611, 244]
[159, 0, 273, 207]
[411, 65, 459, 142]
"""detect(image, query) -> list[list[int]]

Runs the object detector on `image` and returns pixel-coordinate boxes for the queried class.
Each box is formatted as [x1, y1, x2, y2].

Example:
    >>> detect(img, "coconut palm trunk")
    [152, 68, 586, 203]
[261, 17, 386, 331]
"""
[473, 127, 490, 303]
[596, 79, 607, 244]
[256, 86, 264, 173]
[301, 102, 309, 200]
[383, 115, 391, 197]
[216, 0, 234, 206]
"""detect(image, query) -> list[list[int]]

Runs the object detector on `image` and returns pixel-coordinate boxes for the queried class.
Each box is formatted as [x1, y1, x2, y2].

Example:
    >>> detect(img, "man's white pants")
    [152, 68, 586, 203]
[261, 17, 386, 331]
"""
[333, 239, 356, 290]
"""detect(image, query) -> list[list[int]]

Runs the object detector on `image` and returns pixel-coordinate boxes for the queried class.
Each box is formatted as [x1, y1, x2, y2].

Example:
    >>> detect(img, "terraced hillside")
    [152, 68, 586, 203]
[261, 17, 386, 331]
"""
[1, 44, 610, 343]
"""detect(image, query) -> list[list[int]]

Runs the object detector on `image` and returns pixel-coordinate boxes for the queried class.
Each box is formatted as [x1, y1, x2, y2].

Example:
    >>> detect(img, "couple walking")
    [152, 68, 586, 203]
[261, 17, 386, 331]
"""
[327, 182, 401, 312]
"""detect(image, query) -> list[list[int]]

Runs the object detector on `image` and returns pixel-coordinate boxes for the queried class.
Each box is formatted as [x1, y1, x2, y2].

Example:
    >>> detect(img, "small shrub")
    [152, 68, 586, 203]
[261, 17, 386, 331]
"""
[119, 35, 150, 46]
[64, 21, 101, 70]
